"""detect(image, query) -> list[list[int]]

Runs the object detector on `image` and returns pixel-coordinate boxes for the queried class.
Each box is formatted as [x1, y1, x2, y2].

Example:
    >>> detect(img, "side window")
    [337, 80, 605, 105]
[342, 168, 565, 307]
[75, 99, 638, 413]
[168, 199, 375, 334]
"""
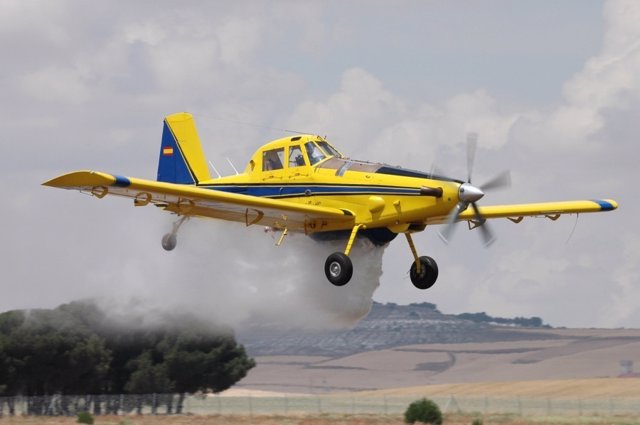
[288, 145, 306, 167]
[305, 142, 326, 165]
[262, 148, 284, 171]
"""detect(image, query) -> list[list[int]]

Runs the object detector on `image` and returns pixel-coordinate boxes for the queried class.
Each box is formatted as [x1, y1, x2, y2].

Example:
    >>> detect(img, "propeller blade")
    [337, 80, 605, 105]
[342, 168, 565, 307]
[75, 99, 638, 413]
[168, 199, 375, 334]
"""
[439, 132, 505, 246]
[439, 202, 466, 243]
[480, 170, 511, 192]
[471, 202, 495, 247]
[466, 133, 478, 183]
[428, 164, 448, 180]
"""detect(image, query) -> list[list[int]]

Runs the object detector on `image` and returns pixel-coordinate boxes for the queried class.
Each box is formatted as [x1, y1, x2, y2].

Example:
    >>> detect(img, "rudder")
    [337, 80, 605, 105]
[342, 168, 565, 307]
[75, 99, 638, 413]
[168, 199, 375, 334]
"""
[157, 112, 212, 184]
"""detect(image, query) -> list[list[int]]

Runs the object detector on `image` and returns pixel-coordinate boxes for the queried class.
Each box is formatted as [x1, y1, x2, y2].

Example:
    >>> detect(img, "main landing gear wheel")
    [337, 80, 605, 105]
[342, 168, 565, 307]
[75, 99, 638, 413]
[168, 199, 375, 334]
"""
[409, 256, 439, 290]
[324, 252, 353, 286]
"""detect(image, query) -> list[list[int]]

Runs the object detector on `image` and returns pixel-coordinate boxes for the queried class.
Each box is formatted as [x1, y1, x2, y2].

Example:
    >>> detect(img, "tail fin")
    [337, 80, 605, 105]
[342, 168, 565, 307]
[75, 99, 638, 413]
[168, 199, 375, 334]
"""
[157, 112, 212, 184]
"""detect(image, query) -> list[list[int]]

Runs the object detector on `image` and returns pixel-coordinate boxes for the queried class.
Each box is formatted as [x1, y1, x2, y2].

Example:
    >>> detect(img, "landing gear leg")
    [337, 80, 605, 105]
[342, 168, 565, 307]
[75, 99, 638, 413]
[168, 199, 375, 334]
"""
[405, 233, 438, 290]
[324, 224, 365, 286]
[161, 216, 188, 251]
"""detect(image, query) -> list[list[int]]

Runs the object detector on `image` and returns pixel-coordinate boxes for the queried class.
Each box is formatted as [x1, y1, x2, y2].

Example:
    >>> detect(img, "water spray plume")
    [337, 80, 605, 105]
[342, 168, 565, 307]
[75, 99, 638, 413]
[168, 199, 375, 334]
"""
[96, 220, 387, 331]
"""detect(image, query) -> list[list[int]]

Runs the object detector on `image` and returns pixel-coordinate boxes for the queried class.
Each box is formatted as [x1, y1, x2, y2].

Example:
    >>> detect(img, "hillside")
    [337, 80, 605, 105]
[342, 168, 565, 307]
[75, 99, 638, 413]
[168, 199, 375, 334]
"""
[236, 302, 552, 357]
[235, 303, 640, 393]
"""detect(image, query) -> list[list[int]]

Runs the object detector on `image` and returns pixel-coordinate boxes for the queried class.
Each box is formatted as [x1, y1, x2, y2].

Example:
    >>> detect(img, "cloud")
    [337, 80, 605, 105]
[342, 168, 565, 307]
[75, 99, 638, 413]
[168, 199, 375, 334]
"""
[286, 68, 519, 177]
[20, 66, 92, 104]
[602, 233, 640, 326]
[512, 0, 640, 154]
[287, 68, 405, 146]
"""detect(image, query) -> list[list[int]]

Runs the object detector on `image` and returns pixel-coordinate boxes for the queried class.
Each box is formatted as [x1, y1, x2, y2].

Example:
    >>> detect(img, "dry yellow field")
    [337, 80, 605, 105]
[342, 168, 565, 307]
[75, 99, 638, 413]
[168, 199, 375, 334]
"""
[355, 377, 640, 398]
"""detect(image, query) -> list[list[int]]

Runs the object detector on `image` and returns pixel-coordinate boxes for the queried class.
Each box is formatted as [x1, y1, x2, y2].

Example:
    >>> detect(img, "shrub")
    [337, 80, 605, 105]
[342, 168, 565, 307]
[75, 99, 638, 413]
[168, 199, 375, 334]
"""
[404, 398, 443, 424]
[472, 419, 483, 425]
[76, 411, 94, 424]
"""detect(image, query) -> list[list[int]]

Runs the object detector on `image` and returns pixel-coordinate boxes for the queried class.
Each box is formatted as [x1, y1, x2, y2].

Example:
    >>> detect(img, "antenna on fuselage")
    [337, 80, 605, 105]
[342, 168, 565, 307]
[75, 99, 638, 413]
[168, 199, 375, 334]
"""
[282, 128, 314, 135]
[208, 160, 222, 178]
[226, 157, 240, 175]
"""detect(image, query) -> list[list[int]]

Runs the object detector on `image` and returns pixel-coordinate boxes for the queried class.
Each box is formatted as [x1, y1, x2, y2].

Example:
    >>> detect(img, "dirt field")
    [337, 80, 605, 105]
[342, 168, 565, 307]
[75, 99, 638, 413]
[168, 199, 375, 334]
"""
[1, 413, 640, 425]
[239, 328, 640, 393]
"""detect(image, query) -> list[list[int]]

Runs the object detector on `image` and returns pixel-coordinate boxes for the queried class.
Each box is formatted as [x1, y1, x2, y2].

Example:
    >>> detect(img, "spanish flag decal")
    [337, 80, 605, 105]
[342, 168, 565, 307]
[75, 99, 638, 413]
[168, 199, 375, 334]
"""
[162, 146, 174, 156]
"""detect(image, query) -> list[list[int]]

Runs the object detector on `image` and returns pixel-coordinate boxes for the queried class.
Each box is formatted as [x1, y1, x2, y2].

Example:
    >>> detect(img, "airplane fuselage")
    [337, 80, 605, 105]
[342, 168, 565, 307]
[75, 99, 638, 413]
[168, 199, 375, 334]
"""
[196, 134, 461, 237]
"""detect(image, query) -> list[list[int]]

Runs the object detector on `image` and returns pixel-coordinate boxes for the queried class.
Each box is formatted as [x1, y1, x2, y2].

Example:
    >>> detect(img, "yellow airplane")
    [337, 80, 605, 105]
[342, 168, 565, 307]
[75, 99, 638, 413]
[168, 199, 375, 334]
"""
[44, 112, 618, 289]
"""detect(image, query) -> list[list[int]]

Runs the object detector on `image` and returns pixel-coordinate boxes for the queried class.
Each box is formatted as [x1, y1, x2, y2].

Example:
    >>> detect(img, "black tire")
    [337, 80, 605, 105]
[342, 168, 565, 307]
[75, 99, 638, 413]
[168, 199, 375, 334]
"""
[324, 252, 353, 286]
[409, 256, 438, 290]
[162, 233, 177, 251]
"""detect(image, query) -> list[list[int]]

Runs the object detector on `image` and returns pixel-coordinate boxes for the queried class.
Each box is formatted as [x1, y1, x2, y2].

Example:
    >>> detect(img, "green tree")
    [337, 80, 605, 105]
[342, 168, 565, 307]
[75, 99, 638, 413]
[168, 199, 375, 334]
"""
[0, 299, 255, 411]
[65, 335, 112, 394]
[404, 398, 443, 424]
[124, 351, 173, 394]
[0, 309, 110, 397]
[164, 330, 255, 413]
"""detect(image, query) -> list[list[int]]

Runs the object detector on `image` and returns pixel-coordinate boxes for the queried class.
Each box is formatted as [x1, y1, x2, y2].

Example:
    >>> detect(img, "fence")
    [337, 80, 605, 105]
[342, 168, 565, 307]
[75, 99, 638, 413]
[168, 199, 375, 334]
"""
[2, 393, 640, 417]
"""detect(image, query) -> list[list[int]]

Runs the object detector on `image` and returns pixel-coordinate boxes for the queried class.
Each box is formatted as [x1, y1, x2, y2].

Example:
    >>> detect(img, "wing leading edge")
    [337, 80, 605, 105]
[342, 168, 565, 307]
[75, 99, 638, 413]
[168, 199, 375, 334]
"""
[43, 170, 355, 233]
[426, 199, 618, 225]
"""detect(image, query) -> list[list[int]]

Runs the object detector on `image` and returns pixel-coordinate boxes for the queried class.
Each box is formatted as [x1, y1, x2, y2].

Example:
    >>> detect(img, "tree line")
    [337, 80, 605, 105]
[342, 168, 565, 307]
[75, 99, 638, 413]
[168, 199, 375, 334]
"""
[406, 302, 548, 328]
[455, 311, 546, 327]
[0, 300, 255, 414]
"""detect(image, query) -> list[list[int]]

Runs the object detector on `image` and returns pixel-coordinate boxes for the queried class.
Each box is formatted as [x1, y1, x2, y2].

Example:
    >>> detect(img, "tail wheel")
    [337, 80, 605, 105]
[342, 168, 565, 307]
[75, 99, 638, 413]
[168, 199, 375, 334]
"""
[161, 216, 188, 251]
[324, 252, 353, 286]
[409, 256, 438, 290]
[162, 233, 177, 251]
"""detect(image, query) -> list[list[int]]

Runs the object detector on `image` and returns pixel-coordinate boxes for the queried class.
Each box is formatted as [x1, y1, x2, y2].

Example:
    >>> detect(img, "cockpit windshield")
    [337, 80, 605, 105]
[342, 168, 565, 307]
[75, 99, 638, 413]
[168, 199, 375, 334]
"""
[317, 141, 342, 158]
[304, 142, 327, 165]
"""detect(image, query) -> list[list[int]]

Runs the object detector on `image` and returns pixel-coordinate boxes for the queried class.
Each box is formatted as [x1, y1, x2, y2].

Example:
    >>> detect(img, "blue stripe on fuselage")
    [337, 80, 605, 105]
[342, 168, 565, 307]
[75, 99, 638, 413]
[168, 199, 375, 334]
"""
[200, 184, 420, 198]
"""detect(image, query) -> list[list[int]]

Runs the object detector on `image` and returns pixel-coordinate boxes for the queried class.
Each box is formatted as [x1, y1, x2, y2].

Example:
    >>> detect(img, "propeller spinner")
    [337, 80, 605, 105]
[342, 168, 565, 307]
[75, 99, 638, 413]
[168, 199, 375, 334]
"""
[439, 133, 511, 246]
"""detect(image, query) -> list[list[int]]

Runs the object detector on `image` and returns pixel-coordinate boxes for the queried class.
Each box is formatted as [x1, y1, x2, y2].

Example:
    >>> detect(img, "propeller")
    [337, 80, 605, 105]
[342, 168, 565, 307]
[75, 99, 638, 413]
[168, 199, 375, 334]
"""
[438, 133, 511, 246]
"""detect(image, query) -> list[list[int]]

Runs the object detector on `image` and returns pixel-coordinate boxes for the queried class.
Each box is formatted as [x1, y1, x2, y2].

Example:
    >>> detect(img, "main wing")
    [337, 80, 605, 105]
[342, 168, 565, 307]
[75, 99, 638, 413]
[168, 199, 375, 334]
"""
[43, 170, 355, 233]
[426, 199, 618, 225]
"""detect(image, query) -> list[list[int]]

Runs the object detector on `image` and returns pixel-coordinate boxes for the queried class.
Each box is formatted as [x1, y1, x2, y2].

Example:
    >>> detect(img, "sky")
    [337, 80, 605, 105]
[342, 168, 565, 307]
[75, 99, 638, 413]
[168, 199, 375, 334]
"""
[1, 0, 638, 328]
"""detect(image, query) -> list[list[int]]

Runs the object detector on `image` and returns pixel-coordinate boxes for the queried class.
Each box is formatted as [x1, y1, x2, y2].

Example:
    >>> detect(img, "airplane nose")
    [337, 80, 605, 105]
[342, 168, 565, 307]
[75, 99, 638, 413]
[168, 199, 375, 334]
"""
[459, 183, 484, 202]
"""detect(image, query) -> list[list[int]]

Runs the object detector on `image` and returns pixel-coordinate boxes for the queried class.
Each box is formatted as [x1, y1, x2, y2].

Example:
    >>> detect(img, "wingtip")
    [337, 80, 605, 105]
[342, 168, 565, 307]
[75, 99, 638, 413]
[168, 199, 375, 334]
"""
[594, 199, 618, 211]
[42, 170, 116, 188]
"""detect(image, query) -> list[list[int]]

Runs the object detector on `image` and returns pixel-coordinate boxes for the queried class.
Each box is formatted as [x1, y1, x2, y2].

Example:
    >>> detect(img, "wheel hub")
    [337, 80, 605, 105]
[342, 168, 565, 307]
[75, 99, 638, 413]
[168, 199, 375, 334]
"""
[329, 261, 342, 278]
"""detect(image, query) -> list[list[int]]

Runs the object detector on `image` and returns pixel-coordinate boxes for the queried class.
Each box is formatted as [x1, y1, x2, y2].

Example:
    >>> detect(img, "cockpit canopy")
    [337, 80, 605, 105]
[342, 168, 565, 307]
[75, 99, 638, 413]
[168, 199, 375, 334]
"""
[248, 134, 460, 183]
[249, 135, 343, 173]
